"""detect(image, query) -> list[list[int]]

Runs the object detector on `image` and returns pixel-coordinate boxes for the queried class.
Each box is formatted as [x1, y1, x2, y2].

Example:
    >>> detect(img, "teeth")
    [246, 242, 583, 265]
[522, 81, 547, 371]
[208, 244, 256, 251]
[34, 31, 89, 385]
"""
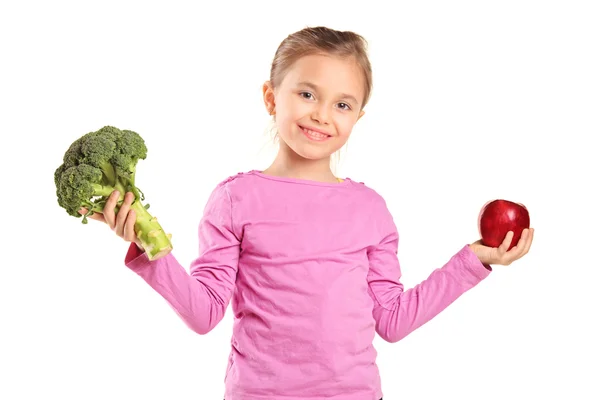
[303, 128, 328, 139]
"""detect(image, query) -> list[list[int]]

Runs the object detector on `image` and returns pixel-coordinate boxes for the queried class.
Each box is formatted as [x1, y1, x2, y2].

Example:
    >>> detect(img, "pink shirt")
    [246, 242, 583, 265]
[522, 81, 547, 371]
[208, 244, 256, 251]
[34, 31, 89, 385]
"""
[125, 170, 491, 400]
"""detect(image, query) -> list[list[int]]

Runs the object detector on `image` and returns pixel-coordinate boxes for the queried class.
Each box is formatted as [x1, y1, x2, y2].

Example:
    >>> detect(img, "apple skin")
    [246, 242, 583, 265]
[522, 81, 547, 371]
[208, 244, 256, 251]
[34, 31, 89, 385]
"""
[478, 200, 530, 250]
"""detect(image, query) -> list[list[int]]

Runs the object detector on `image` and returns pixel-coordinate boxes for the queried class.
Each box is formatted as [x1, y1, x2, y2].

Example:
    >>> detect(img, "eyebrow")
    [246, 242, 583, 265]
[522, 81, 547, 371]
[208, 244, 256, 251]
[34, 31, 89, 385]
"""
[297, 81, 359, 106]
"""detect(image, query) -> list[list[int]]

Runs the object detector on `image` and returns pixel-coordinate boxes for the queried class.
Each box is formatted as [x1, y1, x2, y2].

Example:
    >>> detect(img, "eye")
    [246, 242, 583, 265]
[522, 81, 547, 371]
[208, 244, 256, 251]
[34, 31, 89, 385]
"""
[300, 91, 314, 100]
[337, 102, 351, 111]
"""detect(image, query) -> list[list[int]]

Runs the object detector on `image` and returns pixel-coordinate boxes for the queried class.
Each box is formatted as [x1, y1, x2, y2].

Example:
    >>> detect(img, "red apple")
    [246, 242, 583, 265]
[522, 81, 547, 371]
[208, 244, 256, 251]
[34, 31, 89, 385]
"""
[478, 199, 530, 250]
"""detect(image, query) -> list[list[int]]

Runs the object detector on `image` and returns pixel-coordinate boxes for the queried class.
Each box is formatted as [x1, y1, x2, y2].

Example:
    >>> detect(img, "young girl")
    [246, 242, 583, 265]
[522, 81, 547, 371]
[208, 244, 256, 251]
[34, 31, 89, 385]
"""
[83, 26, 534, 400]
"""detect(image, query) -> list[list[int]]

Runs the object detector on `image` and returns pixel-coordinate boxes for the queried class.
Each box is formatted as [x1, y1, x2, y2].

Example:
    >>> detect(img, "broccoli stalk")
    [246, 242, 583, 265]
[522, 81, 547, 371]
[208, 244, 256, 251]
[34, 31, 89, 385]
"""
[54, 126, 173, 260]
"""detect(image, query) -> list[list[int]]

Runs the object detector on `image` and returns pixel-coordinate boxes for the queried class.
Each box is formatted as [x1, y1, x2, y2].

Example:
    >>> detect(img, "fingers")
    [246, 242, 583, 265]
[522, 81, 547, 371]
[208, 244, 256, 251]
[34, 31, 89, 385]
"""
[103, 190, 121, 229]
[499, 231, 514, 254]
[524, 228, 534, 254]
[515, 228, 534, 258]
[502, 228, 535, 265]
[496, 230, 521, 265]
[123, 209, 138, 243]
[114, 192, 139, 247]
[508, 229, 528, 256]
[79, 191, 140, 246]
[115, 192, 135, 235]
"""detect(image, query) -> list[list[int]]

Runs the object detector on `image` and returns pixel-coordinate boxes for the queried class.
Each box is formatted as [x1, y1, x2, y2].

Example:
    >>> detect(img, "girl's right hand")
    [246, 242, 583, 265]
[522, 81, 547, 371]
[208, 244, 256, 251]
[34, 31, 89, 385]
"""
[79, 190, 144, 251]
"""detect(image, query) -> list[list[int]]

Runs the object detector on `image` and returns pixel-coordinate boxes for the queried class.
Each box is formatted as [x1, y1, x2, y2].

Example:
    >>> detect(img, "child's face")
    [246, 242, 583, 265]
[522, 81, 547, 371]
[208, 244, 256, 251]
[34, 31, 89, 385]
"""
[267, 54, 365, 161]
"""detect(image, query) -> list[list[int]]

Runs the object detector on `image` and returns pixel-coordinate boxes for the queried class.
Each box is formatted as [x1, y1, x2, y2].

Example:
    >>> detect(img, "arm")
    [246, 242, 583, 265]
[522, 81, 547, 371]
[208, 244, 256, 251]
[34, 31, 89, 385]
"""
[124, 183, 240, 335]
[368, 204, 491, 343]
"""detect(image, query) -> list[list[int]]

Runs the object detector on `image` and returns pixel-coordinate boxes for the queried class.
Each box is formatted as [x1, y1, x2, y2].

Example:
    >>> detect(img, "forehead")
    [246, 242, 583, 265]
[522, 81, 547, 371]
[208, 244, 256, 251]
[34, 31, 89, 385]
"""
[281, 54, 365, 100]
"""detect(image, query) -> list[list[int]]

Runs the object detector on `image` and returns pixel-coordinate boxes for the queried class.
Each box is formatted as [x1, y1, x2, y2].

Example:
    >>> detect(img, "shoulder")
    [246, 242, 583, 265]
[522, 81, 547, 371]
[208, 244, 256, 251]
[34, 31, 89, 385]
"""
[212, 170, 260, 192]
[205, 171, 265, 202]
[345, 177, 388, 206]
[345, 178, 396, 232]
[201, 172, 254, 215]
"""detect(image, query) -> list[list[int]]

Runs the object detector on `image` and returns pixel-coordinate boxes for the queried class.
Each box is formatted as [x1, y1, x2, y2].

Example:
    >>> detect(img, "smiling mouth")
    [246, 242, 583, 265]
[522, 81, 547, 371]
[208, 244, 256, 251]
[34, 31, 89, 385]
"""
[299, 125, 331, 141]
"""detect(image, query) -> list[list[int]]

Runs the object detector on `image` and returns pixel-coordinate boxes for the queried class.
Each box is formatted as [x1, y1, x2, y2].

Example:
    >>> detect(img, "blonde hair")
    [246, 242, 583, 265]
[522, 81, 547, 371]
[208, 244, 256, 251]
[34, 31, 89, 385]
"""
[270, 26, 373, 108]
[266, 26, 373, 171]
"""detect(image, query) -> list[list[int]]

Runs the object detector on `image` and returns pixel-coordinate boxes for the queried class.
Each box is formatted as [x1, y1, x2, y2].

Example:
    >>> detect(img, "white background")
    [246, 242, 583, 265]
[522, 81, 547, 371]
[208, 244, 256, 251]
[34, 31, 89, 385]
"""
[1, 1, 599, 399]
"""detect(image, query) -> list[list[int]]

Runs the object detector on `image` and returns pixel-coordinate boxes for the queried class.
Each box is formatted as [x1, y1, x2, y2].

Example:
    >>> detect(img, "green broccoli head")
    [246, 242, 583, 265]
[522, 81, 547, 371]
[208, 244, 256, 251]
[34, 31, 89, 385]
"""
[54, 125, 172, 260]
[56, 164, 108, 222]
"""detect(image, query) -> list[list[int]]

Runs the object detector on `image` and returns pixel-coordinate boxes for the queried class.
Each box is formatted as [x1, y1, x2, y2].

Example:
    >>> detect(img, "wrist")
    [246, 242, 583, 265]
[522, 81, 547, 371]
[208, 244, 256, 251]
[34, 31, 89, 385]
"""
[469, 243, 492, 271]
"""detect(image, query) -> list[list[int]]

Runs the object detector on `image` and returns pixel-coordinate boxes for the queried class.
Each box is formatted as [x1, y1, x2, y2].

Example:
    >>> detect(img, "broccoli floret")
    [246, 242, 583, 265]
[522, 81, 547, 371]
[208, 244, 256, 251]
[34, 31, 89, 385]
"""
[54, 125, 172, 260]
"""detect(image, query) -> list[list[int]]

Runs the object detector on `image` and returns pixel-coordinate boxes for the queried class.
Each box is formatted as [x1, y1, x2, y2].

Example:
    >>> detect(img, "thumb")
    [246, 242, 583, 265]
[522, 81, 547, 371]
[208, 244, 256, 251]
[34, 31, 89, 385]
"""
[79, 207, 106, 223]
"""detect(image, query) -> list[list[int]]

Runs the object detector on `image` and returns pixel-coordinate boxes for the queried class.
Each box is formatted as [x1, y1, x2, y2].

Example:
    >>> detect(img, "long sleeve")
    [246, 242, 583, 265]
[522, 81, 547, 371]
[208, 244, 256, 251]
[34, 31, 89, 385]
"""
[367, 201, 491, 343]
[124, 182, 241, 335]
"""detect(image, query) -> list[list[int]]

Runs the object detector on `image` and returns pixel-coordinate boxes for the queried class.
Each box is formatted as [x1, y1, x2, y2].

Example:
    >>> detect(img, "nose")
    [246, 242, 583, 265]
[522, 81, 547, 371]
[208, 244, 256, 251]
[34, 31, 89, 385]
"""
[311, 103, 330, 125]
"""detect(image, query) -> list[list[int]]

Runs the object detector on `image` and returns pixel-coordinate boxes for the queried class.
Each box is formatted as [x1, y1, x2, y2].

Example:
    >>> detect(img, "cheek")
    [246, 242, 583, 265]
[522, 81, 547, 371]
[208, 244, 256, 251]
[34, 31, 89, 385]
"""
[276, 101, 311, 135]
[273, 113, 297, 142]
[274, 97, 298, 125]
[335, 115, 358, 138]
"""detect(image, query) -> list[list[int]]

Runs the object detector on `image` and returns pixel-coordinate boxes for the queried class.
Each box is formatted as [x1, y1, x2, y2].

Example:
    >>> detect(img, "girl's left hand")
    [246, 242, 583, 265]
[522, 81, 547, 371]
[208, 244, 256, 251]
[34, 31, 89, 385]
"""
[469, 228, 534, 267]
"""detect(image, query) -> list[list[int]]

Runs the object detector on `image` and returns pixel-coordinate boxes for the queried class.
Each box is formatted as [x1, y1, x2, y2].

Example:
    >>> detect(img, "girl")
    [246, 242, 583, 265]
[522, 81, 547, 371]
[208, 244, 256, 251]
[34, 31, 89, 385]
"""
[82, 26, 534, 400]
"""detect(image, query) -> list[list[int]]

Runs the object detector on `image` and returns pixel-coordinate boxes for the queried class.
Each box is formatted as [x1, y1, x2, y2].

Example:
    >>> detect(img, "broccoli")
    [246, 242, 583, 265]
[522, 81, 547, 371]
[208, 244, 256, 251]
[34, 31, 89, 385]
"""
[54, 125, 172, 260]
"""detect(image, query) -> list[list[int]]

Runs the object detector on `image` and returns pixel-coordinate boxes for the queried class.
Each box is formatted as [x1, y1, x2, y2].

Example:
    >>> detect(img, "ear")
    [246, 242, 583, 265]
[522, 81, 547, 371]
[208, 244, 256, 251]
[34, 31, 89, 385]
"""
[357, 109, 365, 120]
[263, 81, 276, 115]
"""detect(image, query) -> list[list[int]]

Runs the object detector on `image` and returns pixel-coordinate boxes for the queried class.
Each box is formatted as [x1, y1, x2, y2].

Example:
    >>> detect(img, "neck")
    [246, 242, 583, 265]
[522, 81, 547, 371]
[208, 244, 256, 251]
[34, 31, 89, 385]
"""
[263, 142, 338, 183]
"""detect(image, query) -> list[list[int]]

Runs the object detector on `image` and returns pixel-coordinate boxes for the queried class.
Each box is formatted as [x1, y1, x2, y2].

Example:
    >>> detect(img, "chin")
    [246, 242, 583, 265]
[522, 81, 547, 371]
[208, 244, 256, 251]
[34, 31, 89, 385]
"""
[279, 131, 343, 161]
[291, 145, 333, 161]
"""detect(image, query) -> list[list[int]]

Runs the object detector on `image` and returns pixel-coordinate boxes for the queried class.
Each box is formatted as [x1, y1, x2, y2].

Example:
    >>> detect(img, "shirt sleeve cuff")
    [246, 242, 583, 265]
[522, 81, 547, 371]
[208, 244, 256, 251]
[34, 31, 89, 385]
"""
[124, 242, 150, 271]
